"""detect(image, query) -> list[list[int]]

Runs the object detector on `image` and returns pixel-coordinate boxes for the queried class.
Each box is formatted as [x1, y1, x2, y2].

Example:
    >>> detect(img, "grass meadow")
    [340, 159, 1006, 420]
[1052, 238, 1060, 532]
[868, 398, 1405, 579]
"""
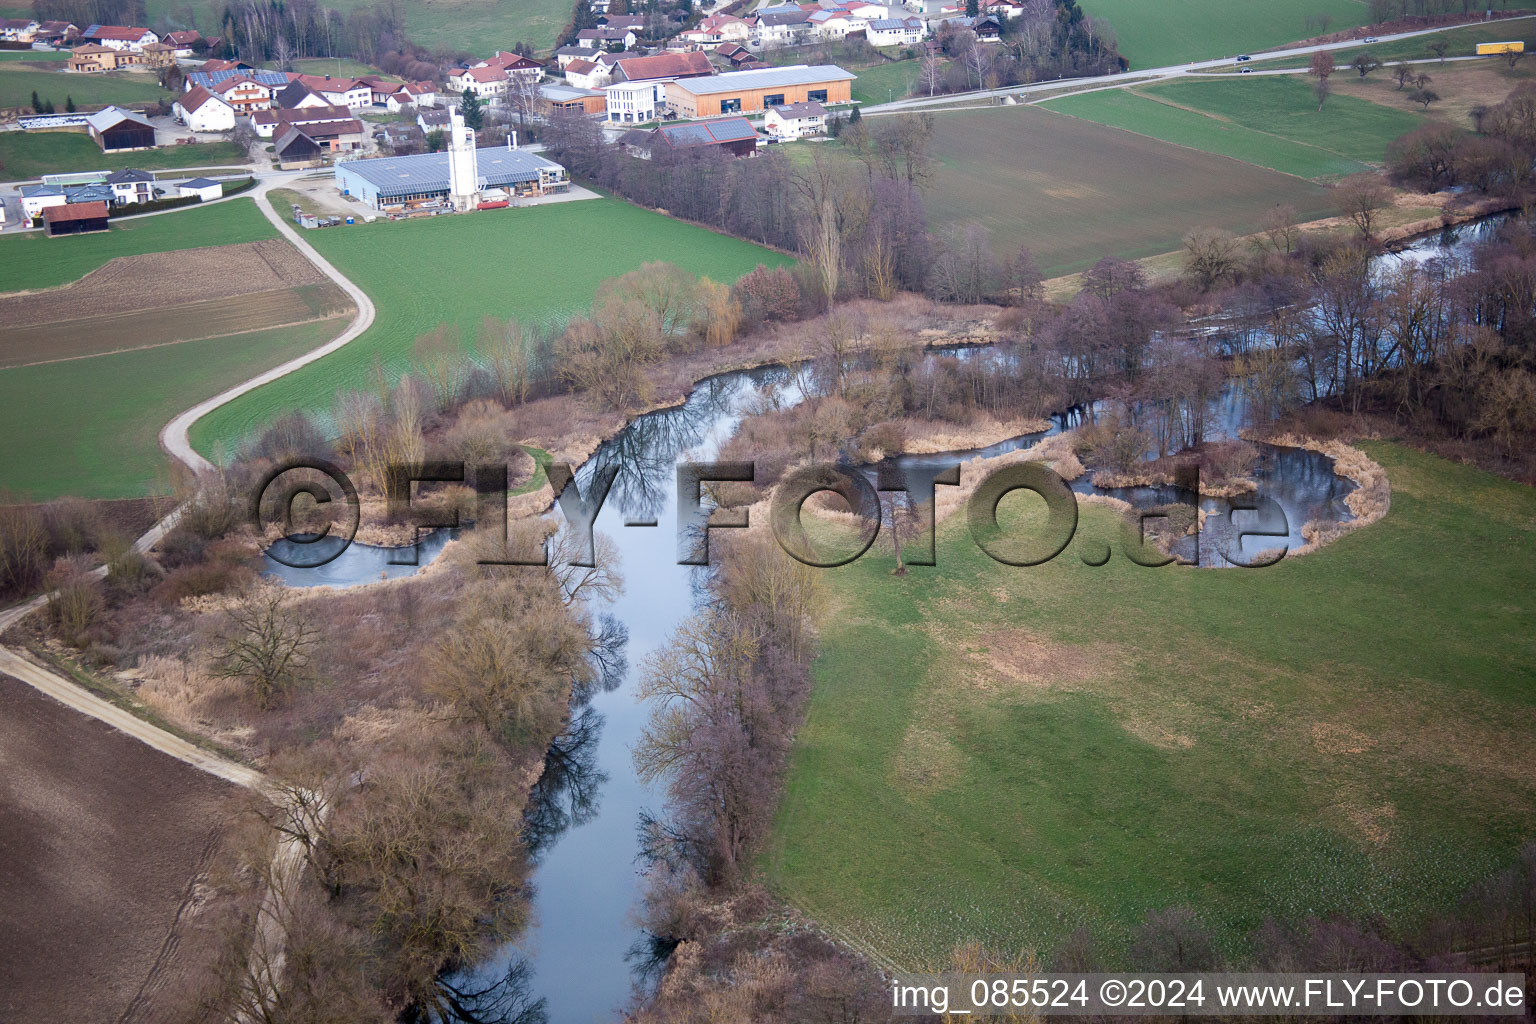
[0, 132, 249, 180]
[0, 66, 170, 110]
[919, 106, 1334, 274]
[1042, 77, 1423, 179]
[765, 443, 1536, 968]
[1074, 0, 1370, 69]
[187, 198, 792, 460]
[851, 60, 925, 106]
[0, 199, 276, 291]
[1225, 18, 1536, 71]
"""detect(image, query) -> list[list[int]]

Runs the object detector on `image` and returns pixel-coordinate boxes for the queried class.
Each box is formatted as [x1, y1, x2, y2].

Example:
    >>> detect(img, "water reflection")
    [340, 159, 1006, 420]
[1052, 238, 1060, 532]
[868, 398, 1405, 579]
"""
[523, 707, 609, 860]
[423, 956, 547, 1024]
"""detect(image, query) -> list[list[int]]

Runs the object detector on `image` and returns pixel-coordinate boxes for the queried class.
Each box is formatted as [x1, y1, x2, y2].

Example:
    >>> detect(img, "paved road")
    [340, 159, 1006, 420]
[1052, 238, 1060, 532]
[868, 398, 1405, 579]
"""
[864, 14, 1536, 113]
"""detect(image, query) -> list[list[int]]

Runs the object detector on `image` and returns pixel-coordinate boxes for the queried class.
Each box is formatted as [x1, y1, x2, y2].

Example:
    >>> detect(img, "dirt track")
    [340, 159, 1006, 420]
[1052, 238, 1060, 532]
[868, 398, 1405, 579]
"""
[0, 673, 239, 1022]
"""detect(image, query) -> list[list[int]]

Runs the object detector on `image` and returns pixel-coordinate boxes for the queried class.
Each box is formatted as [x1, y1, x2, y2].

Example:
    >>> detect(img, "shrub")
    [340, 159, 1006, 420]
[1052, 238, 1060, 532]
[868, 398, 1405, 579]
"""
[46, 562, 104, 647]
[0, 503, 48, 598]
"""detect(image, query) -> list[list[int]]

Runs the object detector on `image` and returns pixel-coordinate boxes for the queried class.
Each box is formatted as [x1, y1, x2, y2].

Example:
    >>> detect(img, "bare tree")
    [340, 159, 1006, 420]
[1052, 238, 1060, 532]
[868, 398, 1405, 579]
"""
[1335, 175, 1392, 240]
[215, 585, 319, 709]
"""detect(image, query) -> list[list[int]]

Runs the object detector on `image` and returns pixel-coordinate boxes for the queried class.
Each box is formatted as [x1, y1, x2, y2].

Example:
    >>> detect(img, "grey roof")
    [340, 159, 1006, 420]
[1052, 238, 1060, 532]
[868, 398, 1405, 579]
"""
[418, 108, 452, 125]
[105, 167, 154, 183]
[21, 184, 64, 198]
[188, 67, 288, 90]
[181, 176, 220, 187]
[656, 116, 758, 146]
[868, 17, 919, 29]
[668, 64, 854, 96]
[756, 6, 810, 24]
[769, 100, 826, 118]
[336, 147, 566, 198]
[84, 105, 153, 132]
[540, 83, 601, 101]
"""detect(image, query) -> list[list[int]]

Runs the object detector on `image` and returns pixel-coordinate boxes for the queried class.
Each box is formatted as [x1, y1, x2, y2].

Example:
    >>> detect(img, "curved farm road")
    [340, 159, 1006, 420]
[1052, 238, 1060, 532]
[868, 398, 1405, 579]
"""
[161, 179, 377, 473]
[0, 179, 367, 1019]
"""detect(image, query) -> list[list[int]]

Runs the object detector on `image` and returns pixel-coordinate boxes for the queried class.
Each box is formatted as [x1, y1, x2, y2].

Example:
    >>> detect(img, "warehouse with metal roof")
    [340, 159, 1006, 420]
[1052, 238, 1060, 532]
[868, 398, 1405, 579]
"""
[665, 64, 855, 119]
[333, 146, 569, 210]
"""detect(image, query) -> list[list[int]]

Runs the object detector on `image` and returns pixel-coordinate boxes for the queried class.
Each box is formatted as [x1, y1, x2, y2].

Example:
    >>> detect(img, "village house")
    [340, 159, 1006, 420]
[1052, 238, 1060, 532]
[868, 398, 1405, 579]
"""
[174, 84, 237, 131]
[417, 106, 452, 133]
[475, 51, 543, 83]
[271, 80, 327, 109]
[754, 6, 812, 47]
[83, 24, 158, 50]
[384, 81, 437, 111]
[67, 43, 125, 72]
[448, 64, 510, 100]
[252, 104, 355, 139]
[291, 74, 373, 107]
[865, 16, 925, 45]
[665, 64, 854, 119]
[563, 58, 612, 90]
[807, 9, 858, 41]
[610, 50, 712, 86]
[554, 44, 595, 69]
[680, 13, 751, 47]
[104, 168, 156, 205]
[715, 42, 755, 67]
[44, 200, 109, 236]
[597, 13, 646, 31]
[575, 26, 636, 50]
[1, 17, 40, 42]
[763, 99, 826, 138]
[138, 41, 177, 66]
[212, 74, 275, 113]
[86, 106, 155, 151]
[34, 20, 80, 44]
[162, 29, 202, 55]
[177, 177, 223, 201]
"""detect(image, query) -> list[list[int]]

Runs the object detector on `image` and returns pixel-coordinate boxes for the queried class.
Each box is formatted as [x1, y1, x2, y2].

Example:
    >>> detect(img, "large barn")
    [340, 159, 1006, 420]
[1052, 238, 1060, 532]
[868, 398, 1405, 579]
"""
[664, 64, 854, 119]
[85, 106, 155, 152]
[334, 143, 569, 211]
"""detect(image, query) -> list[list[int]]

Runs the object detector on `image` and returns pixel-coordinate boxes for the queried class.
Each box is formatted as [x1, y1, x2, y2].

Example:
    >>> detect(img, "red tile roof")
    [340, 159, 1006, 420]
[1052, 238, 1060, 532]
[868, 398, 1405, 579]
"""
[293, 74, 365, 93]
[614, 51, 712, 82]
[177, 84, 226, 112]
[44, 200, 109, 222]
[91, 25, 153, 40]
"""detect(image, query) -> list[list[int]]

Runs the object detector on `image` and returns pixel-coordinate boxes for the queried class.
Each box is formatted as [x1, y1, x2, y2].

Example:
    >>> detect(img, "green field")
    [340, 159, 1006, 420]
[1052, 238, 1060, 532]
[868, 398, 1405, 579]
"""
[917, 106, 1333, 274]
[0, 199, 276, 291]
[766, 444, 1536, 967]
[187, 198, 793, 459]
[1219, 18, 1536, 71]
[0, 67, 170, 110]
[0, 50, 68, 61]
[141, 0, 571, 54]
[1075, 0, 1370, 69]
[0, 132, 248, 180]
[0, 322, 342, 500]
[850, 60, 925, 106]
[290, 57, 392, 79]
[1043, 77, 1423, 179]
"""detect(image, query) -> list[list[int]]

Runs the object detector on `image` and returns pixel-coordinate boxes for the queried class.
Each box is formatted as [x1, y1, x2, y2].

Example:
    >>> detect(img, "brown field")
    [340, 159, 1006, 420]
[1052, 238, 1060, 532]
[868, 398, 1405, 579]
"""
[0, 673, 239, 1022]
[920, 106, 1336, 275]
[0, 240, 351, 368]
[1331, 61, 1534, 130]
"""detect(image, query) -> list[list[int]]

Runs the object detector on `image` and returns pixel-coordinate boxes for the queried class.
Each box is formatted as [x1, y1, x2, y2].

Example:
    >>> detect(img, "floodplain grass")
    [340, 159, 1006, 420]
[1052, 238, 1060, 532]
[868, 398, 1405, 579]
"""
[0, 132, 249, 181]
[766, 443, 1536, 969]
[188, 198, 793, 459]
[918, 106, 1334, 275]
[1042, 77, 1423, 179]
[0, 320, 342, 500]
[1074, 0, 1370, 70]
[0, 66, 170, 110]
[1331, 60, 1535, 130]
[0, 198, 276, 291]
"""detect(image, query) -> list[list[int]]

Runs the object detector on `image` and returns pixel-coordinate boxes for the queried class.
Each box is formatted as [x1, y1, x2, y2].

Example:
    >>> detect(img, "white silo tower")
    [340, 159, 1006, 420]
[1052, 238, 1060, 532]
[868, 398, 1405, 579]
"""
[447, 107, 479, 211]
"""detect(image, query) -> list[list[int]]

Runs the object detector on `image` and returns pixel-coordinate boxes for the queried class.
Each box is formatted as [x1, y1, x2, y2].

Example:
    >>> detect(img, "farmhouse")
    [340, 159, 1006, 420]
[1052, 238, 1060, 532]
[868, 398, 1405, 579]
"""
[163, 29, 202, 55]
[35, 20, 81, 43]
[211, 74, 276, 113]
[174, 85, 237, 131]
[2, 17, 40, 41]
[43, 200, 109, 236]
[665, 64, 854, 119]
[86, 107, 155, 152]
[272, 80, 329, 109]
[177, 177, 223, 201]
[83, 24, 157, 50]
[334, 137, 568, 210]
[187, 66, 288, 93]
[763, 100, 827, 138]
[652, 117, 760, 157]
[448, 64, 509, 100]
[104, 168, 156, 205]
[292, 74, 373, 107]
[610, 51, 712, 85]
[476, 51, 544, 83]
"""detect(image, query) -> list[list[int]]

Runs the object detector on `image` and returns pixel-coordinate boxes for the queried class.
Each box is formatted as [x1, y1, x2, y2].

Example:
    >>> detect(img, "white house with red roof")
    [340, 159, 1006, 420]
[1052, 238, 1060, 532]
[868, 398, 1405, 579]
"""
[679, 13, 751, 47]
[84, 24, 158, 50]
[449, 64, 510, 99]
[292, 74, 373, 107]
[563, 58, 613, 90]
[213, 75, 275, 113]
[385, 81, 438, 111]
[475, 51, 543, 83]
[174, 84, 237, 131]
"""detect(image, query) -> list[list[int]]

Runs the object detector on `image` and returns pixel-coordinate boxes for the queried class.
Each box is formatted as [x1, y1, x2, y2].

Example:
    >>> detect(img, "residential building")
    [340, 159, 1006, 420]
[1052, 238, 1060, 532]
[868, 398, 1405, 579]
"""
[334, 144, 568, 210]
[104, 168, 155, 205]
[86, 106, 155, 151]
[539, 82, 606, 116]
[864, 16, 924, 45]
[357, 75, 399, 105]
[754, 6, 812, 46]
[475, 51, 543, 83]
[253, 104, 356, 139]
[417, 107, 452, 133]
[187, 66, 288, 93]
[34, 20, 79, 43]
[763, 99, 826, 138]
[575, 26, 636, 49]
[563, 58, 612, 90]
[67, 43, 121, 72]
[272, 81, 328, 109]
[174, 85, 237, 131]
[212, 74, 275, 113]
[19, 184, 69, 220]
[554, 45, 595, 69]
[652, 116, 759, 157]
[384, 81, 437, 111]
[680, 13, 751, 47]
[665, 64, 854, 119]
[292, 74, 373, 107]
[598, 13, 646, 30]
[178, 177, 223, 201]
[83, 24, 158, 50]
[163, 29, 202, 55]
[808, 9, 857, 40]
[447, 64, 508, 100]
[44, 200, 109, 236]
[1, 17, 40, 41]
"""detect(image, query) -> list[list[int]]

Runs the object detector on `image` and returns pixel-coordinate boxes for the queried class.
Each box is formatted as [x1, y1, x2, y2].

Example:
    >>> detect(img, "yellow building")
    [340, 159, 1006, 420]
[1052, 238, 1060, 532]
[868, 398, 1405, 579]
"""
[665, 64, 855, 120]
